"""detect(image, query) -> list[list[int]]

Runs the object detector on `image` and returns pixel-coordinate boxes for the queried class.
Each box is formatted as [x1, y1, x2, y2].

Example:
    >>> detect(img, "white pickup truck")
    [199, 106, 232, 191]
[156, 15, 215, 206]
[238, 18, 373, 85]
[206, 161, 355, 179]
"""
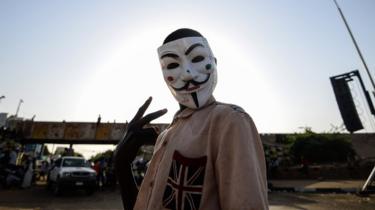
[48, 156, 97, 195]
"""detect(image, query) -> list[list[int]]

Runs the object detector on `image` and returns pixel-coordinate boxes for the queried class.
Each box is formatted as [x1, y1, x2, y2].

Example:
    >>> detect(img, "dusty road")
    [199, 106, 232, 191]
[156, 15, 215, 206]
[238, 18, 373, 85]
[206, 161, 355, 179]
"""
[0, 185, 374, 210]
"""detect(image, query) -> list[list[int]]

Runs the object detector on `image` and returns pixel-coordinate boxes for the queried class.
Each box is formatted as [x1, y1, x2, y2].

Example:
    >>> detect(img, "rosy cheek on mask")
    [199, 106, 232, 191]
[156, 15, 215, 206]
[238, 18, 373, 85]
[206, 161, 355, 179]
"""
[167, 76, 174, 82]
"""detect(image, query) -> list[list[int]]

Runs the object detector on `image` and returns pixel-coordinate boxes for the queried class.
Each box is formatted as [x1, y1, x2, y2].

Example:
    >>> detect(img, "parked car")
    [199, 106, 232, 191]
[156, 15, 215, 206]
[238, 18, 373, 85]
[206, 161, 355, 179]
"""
[47, 156, 96, 195]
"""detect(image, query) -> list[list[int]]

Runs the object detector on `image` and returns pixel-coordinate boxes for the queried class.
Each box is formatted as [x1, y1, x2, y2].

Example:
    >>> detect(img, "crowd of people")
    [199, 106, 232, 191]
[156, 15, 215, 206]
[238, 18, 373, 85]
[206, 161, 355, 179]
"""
[92, 156, 117, 191]
[0, 142, 36, 189]
[0, 140, 119, 192]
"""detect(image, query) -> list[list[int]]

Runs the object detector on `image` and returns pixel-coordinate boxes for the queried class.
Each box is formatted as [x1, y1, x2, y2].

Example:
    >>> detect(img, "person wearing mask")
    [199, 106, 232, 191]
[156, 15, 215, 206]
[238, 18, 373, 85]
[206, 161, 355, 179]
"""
[114, 28, 268, 210]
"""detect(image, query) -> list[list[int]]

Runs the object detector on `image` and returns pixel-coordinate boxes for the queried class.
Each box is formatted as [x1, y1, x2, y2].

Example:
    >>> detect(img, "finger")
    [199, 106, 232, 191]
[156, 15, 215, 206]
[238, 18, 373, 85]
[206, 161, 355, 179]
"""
[131, 97, 152, 122]
[139, 108, 167, 125]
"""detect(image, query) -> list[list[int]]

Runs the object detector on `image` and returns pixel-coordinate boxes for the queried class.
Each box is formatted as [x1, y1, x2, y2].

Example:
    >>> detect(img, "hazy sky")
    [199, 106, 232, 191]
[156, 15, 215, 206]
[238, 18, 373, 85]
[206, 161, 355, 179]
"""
[1, 0, 375, 137]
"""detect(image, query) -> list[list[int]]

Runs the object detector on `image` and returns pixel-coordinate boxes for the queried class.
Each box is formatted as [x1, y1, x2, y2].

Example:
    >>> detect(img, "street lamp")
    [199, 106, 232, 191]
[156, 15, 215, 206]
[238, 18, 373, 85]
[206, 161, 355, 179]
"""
[0, 95, 5, 102]
[15, 99, 23, 117]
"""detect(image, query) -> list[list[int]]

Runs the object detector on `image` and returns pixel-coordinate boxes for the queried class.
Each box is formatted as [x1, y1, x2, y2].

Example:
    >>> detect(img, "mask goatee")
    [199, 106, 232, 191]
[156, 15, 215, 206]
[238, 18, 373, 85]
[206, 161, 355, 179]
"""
[191, 92, 199, 108]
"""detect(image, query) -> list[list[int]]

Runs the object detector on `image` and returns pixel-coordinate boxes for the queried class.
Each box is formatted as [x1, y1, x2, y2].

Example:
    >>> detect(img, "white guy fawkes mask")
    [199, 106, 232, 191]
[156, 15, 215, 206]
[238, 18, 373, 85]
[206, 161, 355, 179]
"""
[157, 37, 217, 109]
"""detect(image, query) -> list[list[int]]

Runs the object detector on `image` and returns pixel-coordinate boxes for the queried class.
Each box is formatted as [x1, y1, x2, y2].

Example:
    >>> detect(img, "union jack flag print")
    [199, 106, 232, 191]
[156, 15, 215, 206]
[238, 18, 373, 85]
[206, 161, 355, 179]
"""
[163, 151, 207, 210]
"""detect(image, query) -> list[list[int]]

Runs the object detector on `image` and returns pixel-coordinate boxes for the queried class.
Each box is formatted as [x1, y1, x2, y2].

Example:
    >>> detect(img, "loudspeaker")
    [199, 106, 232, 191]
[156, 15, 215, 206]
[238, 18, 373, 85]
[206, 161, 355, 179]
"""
[330, 77, 363, 133]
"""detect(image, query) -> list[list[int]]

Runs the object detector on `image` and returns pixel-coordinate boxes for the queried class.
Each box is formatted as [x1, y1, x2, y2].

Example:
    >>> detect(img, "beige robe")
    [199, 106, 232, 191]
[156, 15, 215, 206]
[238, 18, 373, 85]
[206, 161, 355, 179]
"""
[135, 98, 269, 210]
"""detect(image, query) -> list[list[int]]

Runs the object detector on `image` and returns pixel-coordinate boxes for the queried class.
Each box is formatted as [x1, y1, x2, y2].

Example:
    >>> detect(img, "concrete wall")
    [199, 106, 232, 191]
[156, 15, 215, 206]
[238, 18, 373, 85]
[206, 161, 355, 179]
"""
[259, 133, 375, 160]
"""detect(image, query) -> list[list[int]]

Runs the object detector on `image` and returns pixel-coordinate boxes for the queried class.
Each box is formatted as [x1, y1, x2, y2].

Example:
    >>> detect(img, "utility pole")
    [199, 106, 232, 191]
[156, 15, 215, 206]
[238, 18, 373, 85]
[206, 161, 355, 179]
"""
[15, 99, 23, 117]
[333, 1, 375, 194]
[333, 0, 375, 93]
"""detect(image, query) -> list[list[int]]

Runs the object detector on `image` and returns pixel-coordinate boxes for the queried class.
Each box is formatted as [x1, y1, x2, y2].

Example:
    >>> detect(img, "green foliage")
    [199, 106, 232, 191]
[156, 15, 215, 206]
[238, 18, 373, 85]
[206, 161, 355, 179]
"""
[90, 150, 113, 162]
[288, 129, 355, 164]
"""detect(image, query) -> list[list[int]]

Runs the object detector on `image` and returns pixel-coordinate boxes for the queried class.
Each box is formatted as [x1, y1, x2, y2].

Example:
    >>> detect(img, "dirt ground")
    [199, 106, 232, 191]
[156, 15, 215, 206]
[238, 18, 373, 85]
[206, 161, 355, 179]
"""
[0, 184, 374, 210]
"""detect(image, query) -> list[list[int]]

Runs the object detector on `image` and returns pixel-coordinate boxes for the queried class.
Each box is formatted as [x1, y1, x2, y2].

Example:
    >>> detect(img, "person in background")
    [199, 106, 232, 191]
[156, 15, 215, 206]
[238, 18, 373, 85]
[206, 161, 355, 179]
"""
[39, 160, 48, 181]
[8, 146, 17, 171]
[21, 155, 33, 188]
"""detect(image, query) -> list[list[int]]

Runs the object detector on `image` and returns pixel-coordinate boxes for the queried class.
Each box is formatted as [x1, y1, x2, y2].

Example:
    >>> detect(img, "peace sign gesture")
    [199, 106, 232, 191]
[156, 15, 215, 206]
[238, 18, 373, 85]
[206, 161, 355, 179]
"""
[114, 97, 167, 210]
[115, 96, 167, 163]
[127, 96, 167, 143]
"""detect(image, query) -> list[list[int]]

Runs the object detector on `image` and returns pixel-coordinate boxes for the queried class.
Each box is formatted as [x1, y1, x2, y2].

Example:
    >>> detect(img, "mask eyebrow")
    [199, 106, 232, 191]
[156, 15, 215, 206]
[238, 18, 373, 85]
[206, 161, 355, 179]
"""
[185, 43, 204, 55]
[161, 53, 179, 59]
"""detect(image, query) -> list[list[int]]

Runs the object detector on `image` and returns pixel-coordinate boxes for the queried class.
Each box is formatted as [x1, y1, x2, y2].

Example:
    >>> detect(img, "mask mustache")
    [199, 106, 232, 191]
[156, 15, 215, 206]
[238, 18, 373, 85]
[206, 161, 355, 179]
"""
[172, 74, 211, 91]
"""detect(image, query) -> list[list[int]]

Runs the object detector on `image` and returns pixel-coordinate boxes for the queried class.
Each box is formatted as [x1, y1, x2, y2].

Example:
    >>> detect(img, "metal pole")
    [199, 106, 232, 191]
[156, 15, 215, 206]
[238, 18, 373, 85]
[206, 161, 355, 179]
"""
[361, 164, 375, 193]
[351, 70, 375, 115]
[333, 0, 375, 92]
[15, 99, 23, 117]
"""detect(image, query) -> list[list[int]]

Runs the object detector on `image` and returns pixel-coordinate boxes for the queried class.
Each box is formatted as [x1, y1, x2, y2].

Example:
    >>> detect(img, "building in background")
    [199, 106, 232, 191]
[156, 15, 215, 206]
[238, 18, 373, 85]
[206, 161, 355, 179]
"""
[0, 113, 7, 127]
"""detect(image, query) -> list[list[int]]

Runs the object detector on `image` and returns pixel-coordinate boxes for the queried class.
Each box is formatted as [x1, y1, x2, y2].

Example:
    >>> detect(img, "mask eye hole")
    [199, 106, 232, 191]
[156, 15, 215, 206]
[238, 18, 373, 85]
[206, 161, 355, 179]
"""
[167, 63, 179, 69]
[192, 55, 205, 63]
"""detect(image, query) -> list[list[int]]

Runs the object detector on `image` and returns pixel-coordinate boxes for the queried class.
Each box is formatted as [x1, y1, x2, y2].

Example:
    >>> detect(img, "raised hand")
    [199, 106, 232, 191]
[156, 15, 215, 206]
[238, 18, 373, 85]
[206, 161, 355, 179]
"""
[114, 97, 167, 210]
[115, 96, 167, 162]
